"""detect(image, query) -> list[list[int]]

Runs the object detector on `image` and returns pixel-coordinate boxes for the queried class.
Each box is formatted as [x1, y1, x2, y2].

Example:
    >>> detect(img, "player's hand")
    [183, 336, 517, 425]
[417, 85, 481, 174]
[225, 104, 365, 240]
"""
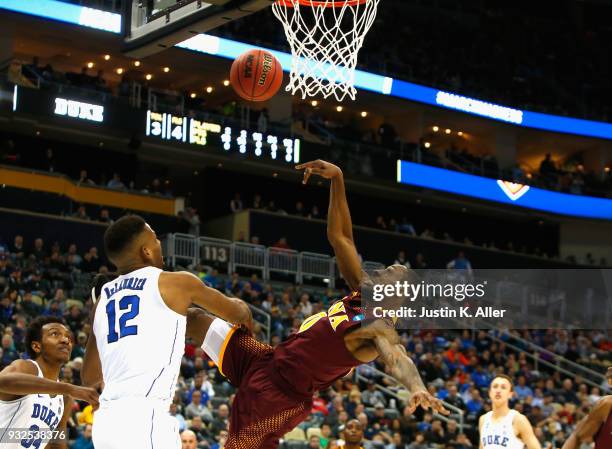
[296, 160, 342, 185]
[407, 390, 450, 416]
[68, 385, 100, 410]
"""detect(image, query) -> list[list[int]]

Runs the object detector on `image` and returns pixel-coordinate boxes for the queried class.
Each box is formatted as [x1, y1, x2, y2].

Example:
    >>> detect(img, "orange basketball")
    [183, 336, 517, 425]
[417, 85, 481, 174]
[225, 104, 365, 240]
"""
[230, 49, 283, 102]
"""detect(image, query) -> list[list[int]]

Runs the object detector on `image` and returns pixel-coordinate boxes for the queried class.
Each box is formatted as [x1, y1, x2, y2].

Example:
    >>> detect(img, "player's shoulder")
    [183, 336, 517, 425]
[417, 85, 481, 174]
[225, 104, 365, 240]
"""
[1, 359, 38, 375]
[159, 270, 201, 288]
[511, 411, 532, 428]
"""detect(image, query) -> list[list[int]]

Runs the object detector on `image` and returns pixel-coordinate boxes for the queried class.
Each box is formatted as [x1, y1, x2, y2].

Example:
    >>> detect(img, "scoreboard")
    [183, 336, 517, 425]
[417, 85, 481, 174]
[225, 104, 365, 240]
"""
[145, 110, 300, 164]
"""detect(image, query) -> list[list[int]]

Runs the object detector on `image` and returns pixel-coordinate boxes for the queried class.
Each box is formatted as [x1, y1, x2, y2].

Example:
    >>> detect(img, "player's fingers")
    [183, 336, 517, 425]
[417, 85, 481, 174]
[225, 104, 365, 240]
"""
[302, 168, 312, 184]
[295, 161, 318, 170]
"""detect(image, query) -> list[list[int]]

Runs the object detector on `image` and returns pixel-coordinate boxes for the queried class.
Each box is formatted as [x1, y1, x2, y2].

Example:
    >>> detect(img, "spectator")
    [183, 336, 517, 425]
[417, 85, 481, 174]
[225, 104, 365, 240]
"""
[209, 403, 230, 435]
[361, 380, 386, 407]
[515, 376, 534, 400]
[308, 435, 321, 449]
[184, 390, 213, 423]
[394, 251, 411, 269]
[204, 269, 220, 289]
[272, 237, 291, 250]
[398, 218, 416, 236]
[211, 430, 228, 449]
[77, 169, 95, 186]
[71, 424, 94, 449]
[230, 193, 243, 213]
[107, 173, 126, 189]
[81, 247, 101, 272]
[407, 433, 428, 449]
[73, 205, 90, 221]
[171, 403, 187, 432]
[252, 193, 264, 209]
[447, 251, 473, 273]
[188, 416, 208, 443]
[99, 209, 113, 224]
[180, 429, 198, 449]
[31, 238, 46, 261]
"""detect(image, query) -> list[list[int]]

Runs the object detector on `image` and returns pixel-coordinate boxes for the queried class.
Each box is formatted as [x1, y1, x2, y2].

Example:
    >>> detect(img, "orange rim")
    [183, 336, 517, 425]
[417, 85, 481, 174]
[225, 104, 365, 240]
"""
[276, 0, 368, 7]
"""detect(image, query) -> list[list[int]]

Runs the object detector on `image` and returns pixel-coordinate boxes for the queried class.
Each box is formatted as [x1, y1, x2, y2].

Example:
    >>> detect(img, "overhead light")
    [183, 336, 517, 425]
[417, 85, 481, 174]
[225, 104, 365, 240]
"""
[336, 106, 343, 112]
[433, 126, 439, 132]
[206, 86, 213, 93]
[145, 74, 152, 80]
[526, 173, 533, 179]
[103, 54, 111, 61]
[445, 128, 451, 134]
[458, 131, 463, 136]
[86, 62, 94, 69]
[134, 61, 141, 67]
[223, 80, 230, 87]
[116, 68, 124, 75]
[311, 100, 318, 107]
[163, 67, 170, 73]
[605, 166, 610, 173]
[360, 111, 368, 118]
[424, 142, 431, 148]
[190, 93, 197, 99]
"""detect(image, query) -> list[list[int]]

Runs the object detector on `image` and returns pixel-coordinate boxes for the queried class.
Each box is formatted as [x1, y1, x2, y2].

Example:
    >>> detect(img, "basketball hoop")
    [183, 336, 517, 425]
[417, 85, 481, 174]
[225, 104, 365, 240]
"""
[272, 0, 380, 101]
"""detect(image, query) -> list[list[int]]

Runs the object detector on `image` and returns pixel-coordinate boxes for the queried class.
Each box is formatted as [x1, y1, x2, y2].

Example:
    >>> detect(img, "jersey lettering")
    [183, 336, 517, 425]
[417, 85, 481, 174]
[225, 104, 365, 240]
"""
[298, 301, 350, 333]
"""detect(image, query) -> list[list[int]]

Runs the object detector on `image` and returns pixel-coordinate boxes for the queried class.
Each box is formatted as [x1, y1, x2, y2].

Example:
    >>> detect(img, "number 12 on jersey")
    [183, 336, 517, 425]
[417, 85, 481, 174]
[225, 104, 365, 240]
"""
[106, 295, 140, 343]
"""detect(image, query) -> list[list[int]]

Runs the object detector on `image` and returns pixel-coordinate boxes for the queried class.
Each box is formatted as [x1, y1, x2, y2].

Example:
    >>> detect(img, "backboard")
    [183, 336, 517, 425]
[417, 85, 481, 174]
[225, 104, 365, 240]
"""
[123, 0, 274, 59]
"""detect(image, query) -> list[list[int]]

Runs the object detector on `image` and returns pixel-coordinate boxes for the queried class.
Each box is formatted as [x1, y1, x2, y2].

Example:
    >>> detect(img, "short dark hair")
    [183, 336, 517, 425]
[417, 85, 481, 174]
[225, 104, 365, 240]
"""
[26, 316, 66, 359]
[104, 215, 146, 260]
[491, 374, 514, 391]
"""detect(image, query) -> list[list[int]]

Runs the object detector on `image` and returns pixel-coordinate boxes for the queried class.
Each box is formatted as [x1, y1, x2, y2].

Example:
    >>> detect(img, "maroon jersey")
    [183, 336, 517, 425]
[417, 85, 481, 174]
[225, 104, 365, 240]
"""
[272, 291, 364, 396]
[594, 399, 612, 449]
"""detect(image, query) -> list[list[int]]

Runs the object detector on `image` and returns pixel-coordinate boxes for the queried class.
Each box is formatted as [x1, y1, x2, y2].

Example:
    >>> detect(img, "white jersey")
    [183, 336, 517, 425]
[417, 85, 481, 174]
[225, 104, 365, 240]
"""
[93, 267, 186, 408]
[0, 360, 64, 449]
[481, 410, 525, 449]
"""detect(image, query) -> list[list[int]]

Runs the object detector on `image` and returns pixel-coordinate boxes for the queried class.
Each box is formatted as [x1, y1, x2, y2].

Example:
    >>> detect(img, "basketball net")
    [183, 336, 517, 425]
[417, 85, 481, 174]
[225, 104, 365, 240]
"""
[272, 0, 380, 102]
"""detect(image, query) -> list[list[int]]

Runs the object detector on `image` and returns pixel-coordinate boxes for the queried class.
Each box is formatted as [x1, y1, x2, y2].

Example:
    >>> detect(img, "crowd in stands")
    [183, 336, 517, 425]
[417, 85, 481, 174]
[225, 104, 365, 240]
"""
[0, 232, 610, 448]
[228, 192, 608, 267]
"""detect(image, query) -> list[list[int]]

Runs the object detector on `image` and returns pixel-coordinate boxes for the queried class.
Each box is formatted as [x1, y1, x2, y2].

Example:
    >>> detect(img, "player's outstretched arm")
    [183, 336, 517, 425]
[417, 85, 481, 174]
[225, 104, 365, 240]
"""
[0, 360, 99, 406]
[160, 271, 253, 332]
[561, 397, 609, 449]
[296, 160, 363, 290]
[373, 335, 449, 415]
[478, 415, 485, 449]
[515, 413, 542, 449]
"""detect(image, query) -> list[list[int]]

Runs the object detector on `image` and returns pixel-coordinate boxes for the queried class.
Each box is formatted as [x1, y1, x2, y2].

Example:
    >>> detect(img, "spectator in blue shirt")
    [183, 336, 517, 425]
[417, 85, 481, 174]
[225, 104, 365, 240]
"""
[0, 295, 14, 325]
[514, 375, 534, 400]
[249, 274, 263, 293]
[471, 365, 491, 389]
[71, 424, 94, 449]
[447, 251, 473, 272]
[204, 269, 220, 289]
[466, 388, 484, 415]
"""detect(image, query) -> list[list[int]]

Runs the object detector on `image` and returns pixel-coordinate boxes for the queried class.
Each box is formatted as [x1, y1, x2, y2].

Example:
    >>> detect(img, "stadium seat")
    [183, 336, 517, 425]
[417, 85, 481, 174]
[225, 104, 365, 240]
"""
[283, 427, 306, 441]
[306, 427, 321, 439]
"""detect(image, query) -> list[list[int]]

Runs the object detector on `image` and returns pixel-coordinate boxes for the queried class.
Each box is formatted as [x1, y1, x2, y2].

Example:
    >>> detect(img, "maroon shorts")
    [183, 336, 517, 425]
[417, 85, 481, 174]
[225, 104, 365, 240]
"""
[220, 329, 312, 449]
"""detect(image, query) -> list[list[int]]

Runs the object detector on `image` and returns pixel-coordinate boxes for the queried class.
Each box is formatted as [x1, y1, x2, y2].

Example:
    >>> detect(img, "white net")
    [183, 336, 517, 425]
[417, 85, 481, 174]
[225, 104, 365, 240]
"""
[272, 0, 380, 102]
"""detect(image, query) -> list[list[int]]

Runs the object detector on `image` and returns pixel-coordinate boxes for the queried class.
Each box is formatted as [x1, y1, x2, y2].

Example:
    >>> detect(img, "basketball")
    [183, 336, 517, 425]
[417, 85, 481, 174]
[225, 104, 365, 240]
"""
[230, 49, 283, 102]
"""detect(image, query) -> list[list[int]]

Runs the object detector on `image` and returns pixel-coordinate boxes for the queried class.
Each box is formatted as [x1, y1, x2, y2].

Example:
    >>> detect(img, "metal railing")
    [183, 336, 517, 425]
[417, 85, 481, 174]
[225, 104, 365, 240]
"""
[355, 365, 466, 432]
[163, 234, 385, 288]
[486, 332, 608, 389]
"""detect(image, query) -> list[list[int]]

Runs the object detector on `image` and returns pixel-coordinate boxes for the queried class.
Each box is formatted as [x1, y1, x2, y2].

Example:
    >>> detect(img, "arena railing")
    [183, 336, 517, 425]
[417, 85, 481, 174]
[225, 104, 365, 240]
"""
[355, 365, 466, 432]
[485, 332, 608, 389]
[266, 247, 300, 282]
[166, 235, 348, 287]
[301, 252, 336, 288]
[231, 242, 268, 278]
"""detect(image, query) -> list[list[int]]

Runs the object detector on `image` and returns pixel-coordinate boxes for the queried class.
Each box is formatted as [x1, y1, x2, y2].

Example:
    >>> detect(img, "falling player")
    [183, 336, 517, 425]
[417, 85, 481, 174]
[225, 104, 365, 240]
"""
[0, 317, 99, 449]
[81, 216, 252, 449]
[186, 159, 448, 449]
[561, 366, 612, 449]
[479, 375, 542, 449]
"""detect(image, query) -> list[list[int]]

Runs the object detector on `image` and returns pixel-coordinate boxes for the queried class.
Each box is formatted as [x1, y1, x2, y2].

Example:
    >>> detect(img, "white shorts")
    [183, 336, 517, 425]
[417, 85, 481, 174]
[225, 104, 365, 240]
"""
[92, 398, 180, 449]
[201, 318, 236, 374]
